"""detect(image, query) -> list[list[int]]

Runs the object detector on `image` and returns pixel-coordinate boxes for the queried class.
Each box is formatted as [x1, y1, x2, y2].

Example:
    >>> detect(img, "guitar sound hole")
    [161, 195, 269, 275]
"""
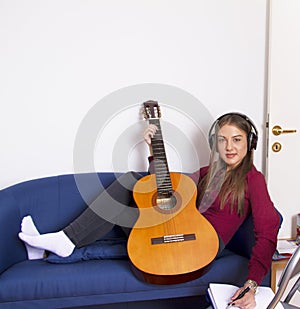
[156, 195, 177, 210]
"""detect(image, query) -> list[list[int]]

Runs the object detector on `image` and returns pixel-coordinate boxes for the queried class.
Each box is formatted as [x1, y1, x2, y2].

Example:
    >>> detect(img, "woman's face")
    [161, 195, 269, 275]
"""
[217, 124, 248, 170]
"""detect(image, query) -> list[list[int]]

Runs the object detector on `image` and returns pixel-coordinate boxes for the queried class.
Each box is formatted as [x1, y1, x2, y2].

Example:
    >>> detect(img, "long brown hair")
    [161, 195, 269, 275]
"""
[198, 114, 254, 215]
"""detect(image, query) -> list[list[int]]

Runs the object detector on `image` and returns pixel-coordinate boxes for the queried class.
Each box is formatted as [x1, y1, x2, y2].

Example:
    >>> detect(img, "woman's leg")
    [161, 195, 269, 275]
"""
[63, 171, 142, 247]
[19, 172, 143, 256]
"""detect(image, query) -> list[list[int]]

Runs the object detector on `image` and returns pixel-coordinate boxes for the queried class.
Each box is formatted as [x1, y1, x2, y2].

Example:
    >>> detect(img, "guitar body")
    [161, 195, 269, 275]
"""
[127, 172, 219, 285]
[128, 100, 219, 284]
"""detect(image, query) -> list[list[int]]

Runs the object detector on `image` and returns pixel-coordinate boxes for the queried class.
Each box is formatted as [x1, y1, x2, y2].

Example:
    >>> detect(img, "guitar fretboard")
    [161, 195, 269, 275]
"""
[149, 118, 173, 198]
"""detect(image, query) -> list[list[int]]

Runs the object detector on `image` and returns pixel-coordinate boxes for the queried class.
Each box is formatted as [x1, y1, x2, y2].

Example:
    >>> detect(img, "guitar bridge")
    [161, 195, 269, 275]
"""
[151, 233, 196, 245]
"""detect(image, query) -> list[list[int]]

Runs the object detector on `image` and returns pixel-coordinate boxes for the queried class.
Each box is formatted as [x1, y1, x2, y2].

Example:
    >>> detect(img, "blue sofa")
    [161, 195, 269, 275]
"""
[0, 172, 272, 309]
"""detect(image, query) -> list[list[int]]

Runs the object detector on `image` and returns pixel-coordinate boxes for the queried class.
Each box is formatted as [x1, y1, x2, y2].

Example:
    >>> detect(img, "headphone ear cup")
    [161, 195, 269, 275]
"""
[248, 132, 258, 151]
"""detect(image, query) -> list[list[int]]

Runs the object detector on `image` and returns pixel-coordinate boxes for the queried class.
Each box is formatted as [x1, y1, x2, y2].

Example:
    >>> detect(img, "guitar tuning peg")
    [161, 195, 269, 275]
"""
[139, 106, 147, 120]
[140, 106, 145, 116]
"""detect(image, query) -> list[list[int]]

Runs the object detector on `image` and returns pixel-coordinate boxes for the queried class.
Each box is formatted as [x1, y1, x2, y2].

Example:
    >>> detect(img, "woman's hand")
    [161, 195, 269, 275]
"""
[229, 286, 256, 309]
[143, 124, 158, 145]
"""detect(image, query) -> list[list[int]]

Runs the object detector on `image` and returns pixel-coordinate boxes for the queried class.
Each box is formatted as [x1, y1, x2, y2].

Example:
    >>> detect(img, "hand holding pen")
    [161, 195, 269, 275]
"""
[226, 286, 256, 309]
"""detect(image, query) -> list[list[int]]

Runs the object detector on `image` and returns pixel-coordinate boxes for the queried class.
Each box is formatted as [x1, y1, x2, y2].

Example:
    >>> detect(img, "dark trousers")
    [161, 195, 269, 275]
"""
[63, 172, 143, 248]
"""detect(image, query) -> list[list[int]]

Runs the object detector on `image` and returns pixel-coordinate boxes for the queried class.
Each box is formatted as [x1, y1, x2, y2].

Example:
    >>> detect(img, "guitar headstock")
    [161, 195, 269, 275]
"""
[143, 100, 161, 120]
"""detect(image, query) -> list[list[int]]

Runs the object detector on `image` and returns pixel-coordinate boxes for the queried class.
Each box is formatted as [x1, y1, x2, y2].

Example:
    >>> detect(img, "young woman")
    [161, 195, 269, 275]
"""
[19, 113, 280, 309]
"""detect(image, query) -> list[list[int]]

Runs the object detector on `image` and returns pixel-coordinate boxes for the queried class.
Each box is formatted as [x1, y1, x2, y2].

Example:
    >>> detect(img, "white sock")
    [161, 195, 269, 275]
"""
[19, 230, 75, 258]
[20, 216, 44, 260]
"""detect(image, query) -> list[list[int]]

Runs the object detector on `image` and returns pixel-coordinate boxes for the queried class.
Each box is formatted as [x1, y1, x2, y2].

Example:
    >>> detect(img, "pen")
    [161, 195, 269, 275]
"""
[226, 286, 251, 308]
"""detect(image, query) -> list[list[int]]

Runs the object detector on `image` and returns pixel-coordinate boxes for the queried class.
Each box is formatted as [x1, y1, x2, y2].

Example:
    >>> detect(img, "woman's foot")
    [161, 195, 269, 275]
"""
[19, 217, 75, 257]
[20, 216, 44, 260]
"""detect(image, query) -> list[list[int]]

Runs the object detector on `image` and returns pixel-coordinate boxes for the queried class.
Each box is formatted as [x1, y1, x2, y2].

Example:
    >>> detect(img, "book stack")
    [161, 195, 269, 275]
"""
[273, 239, 298, 261]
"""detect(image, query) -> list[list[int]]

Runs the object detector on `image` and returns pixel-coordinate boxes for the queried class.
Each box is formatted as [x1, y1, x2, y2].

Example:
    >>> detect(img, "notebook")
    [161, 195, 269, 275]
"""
[207, 283, 284, 309]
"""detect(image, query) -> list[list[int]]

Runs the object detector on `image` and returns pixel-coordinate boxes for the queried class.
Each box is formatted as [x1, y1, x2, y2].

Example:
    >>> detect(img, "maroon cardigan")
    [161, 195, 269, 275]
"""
[189, 165, 280, 284]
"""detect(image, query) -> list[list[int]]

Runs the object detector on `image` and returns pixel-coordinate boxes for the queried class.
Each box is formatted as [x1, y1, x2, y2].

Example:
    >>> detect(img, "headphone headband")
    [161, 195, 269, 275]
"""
[208, 112, 258, 151]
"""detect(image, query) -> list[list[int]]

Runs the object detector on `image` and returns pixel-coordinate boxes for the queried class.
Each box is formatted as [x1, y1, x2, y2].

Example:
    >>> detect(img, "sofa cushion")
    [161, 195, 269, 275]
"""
[0, 250, 250, 304]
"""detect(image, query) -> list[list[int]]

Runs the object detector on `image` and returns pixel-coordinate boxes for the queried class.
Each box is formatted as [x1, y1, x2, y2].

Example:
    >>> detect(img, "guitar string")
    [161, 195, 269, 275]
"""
[152, 120, 177, 239]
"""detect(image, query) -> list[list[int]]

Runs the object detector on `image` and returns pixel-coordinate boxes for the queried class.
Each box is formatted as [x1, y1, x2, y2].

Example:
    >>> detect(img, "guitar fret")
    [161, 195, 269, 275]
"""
[156, 175, 170, 179]
[157, 183, 172, 188]
[158, 181, 171, 185]
[152, 148, 165, 153]
[153, 154, 165, 158]
[154, 167, 169, 173]
[156, 175, 171, 181]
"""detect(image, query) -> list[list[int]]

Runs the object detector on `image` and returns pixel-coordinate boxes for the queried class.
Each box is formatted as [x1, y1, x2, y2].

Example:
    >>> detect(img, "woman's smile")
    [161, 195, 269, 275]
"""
[226, 153, 237, 159]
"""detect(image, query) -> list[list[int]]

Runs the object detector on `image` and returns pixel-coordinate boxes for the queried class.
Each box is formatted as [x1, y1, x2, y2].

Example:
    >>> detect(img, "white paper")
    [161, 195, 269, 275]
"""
[208, 283, 284, 309]
[276, 240, 298, 254]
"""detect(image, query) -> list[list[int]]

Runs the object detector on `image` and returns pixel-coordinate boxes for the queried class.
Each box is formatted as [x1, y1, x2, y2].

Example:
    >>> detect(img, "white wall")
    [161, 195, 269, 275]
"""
[0, 0, 268, 189]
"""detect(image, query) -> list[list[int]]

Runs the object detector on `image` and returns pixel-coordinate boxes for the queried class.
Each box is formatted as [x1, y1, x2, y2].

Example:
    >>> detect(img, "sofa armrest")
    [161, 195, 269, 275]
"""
[0, 190, 26, 274]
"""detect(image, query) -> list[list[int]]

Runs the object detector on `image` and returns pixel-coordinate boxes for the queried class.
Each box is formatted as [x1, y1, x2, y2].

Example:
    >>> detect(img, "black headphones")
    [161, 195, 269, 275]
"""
[208, 112, 258, 152]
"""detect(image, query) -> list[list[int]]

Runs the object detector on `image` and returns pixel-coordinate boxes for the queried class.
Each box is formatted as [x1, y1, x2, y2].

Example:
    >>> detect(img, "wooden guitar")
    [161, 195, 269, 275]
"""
[127, 100, 219, 285]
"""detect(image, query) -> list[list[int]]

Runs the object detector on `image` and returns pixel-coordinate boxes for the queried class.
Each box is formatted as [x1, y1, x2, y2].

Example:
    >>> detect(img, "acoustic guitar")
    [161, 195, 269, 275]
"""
[127, 100, 219, 285]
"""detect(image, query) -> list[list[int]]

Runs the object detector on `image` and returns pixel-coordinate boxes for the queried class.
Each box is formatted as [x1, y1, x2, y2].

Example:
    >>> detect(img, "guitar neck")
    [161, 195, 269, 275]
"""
[149, 118, 173, 198]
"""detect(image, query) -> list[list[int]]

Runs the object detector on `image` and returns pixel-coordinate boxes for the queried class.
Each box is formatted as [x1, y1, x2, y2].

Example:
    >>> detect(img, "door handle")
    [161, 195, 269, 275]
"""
[272, 125, 297, 136]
